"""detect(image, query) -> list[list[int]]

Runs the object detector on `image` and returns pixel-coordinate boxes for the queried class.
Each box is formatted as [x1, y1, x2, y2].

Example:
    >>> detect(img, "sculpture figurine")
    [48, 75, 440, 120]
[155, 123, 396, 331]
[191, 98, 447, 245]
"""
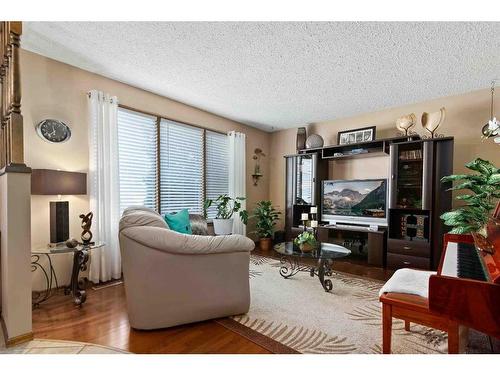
[421, 107, 446, 138]
[79, 212, 94, 245]
[395, 113, 417, 137]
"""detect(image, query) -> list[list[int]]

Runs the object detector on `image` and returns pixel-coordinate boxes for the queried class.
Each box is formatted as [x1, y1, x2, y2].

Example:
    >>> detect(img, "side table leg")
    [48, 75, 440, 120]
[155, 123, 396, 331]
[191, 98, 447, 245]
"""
[31, 255, 50, 307]
[70, 248, 89, 306]
[279, 256, 300, 279]
[317, 258, 333, 292]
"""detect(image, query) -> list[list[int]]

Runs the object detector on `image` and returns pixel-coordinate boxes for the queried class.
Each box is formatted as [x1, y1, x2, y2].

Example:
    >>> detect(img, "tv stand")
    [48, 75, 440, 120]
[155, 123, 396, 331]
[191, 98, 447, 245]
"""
[317, 225, 386, 267]
[325, 223, 384, 232]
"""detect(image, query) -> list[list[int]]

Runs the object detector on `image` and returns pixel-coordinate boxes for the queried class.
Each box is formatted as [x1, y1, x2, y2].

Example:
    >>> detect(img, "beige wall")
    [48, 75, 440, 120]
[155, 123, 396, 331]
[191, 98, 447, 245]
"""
[0, 172, 32, 340]
[270, 89, 500, 229]
[21, 50, 270, 288]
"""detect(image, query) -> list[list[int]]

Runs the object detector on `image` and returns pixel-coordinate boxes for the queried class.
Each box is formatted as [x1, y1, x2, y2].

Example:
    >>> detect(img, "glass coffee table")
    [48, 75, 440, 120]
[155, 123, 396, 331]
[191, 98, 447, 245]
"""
[274, 242, 351, 292]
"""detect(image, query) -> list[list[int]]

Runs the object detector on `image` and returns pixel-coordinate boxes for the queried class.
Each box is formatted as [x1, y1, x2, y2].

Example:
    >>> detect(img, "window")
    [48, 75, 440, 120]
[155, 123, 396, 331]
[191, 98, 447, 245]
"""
[117, 108, 158, 213]
[205, 131, 229, 218]
[159, 119, 204, 214]
[117, 107, 229, 216]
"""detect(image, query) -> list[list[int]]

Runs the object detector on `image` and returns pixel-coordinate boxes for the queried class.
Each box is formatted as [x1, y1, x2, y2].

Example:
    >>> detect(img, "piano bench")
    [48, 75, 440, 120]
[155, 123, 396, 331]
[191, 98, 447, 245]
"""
[380, 292, 463, 354]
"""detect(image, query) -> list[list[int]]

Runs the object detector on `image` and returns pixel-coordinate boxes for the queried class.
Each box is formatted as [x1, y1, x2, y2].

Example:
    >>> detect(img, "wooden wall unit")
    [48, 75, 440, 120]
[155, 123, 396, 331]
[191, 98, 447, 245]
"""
[283, 135, 454, 271]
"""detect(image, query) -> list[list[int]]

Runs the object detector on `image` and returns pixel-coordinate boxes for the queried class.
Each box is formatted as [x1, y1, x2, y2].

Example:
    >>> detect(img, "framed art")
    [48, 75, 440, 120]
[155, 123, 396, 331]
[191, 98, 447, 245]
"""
[337, 126, 376, 145]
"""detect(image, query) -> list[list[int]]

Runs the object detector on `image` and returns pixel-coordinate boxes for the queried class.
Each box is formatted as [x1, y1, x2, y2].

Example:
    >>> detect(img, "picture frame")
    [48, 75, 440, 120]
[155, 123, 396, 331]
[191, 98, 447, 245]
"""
[337, 126, 376, 145]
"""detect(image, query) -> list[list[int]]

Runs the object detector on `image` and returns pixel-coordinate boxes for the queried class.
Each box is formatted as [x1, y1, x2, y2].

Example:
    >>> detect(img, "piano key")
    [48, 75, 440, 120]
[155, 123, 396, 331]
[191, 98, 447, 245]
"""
[442, 241, 487, 281]
[457, 243, 487, 281]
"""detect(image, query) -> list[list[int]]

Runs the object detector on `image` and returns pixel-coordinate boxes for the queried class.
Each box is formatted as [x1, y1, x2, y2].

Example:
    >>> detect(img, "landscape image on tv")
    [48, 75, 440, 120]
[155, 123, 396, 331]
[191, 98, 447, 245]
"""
[322, 179, 386, 218]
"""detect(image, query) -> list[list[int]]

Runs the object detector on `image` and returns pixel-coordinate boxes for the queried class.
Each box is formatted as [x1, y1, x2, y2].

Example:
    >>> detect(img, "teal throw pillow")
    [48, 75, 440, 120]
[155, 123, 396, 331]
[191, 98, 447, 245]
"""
[164, 209, 192, 234]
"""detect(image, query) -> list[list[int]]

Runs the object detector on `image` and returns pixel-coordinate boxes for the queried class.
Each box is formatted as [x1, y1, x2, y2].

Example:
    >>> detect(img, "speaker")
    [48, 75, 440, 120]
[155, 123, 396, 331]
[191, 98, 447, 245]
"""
[50, 201, 69, 244]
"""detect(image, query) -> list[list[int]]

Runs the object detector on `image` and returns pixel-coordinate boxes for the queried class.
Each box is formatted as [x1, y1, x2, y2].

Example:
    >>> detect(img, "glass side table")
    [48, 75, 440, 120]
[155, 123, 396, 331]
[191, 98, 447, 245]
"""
[31, 242, 104, 307]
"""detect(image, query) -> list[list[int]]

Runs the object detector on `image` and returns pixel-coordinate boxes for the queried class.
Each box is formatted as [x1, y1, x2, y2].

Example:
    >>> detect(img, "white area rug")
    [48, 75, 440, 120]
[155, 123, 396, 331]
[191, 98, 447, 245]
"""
[232, 255, 448, 354]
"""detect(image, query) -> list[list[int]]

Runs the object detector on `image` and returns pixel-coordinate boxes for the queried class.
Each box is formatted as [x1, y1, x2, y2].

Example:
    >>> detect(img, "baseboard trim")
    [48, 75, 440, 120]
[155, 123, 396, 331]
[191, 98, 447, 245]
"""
[6, 332, 34, 347]
[1, 315, 33, 347]
[0, 317, 6, 347]
[91, 280, 123, 291]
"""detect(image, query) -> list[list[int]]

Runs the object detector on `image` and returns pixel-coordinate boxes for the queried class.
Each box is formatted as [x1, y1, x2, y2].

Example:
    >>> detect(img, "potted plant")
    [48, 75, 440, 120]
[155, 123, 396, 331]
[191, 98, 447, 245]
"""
[204, 195, 248, 235]
[251, 200, 281, 251]
[440, 158, 500, 236]
[294, 231, 317, 252]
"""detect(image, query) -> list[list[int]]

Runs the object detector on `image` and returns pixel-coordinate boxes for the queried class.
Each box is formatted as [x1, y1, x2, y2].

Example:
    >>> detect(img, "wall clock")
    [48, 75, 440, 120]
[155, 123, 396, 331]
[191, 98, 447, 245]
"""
[36, 119, 72, 144]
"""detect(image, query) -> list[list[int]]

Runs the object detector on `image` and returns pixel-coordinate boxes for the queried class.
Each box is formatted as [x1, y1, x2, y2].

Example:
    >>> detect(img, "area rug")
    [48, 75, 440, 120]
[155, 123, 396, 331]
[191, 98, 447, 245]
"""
[228, 255, 449, 354]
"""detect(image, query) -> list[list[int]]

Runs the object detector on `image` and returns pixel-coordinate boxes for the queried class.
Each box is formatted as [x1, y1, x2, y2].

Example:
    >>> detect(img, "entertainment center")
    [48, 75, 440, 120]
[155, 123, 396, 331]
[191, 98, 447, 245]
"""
[284, 135, 454, 270]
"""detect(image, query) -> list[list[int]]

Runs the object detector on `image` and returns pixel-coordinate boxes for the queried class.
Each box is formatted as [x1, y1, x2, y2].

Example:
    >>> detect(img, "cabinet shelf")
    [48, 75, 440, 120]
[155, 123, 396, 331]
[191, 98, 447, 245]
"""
[298, 135, 419, 160]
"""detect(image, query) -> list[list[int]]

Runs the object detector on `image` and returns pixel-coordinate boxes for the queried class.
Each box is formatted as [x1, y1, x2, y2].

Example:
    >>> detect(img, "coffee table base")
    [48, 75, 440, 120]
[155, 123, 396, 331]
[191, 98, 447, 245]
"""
[279, 256, 334, 292]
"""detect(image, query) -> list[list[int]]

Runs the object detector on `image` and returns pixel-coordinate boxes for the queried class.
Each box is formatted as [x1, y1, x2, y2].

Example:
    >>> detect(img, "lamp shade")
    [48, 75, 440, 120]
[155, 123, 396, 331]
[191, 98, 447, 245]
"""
[31, 169, 87, 195]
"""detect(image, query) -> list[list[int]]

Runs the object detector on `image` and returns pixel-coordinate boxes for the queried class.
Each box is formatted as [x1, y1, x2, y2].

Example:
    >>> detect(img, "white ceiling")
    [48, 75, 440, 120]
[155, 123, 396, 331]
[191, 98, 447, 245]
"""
[23, 22, 500, 132]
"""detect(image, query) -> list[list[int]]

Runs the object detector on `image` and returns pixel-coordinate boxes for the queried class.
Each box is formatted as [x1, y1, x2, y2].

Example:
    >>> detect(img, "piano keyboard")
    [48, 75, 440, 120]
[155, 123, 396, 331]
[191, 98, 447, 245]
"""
[441, 241, 488, 281]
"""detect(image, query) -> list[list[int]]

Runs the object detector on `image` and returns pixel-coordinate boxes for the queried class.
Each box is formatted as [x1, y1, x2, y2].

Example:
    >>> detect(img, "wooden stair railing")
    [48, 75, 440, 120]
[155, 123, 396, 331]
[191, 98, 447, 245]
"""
[0, 21, 24, 171]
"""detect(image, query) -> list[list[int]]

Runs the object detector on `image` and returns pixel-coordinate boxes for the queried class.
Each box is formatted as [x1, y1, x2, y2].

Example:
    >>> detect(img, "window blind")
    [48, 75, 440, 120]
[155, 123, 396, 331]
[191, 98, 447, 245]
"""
[205, 130, 229, 218]
[159, 119, 204, 214]
[117, 108, 158, 213]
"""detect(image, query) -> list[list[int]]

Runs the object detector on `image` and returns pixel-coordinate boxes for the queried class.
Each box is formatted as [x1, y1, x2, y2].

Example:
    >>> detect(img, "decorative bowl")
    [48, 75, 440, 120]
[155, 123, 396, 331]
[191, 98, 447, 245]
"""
[299, 243, 315, 252]
[305, 134, 324, 149]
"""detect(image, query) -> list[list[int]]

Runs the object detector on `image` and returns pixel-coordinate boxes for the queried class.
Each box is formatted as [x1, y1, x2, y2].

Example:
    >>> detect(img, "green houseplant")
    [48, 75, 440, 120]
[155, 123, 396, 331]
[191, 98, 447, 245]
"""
[251, 200, 280, 251]
[440, 158, 500, 234]
[294, 231, 317, 252]
[204, 195, 248, 235]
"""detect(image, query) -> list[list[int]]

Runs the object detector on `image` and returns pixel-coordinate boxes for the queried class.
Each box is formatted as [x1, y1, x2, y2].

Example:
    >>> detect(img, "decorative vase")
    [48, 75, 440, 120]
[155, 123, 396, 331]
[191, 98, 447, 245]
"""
[259, 237, 272, 252]
[395, 113, 416, 137]
[421, 107, 446, 138]
[305, 134, 324, 149]
[296, 127, 307, 152]
[299, 243, 315, 252]
[213, 218, 234, 235]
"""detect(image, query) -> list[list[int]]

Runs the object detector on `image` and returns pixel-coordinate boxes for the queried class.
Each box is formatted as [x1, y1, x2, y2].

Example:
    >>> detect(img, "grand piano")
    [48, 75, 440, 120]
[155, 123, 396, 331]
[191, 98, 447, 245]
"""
[429, 233, 500, 339]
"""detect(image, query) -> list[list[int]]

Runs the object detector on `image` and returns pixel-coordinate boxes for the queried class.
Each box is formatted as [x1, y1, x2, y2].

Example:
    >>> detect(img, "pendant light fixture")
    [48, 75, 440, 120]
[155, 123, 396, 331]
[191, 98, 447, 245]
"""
[482, 80, 500, 144]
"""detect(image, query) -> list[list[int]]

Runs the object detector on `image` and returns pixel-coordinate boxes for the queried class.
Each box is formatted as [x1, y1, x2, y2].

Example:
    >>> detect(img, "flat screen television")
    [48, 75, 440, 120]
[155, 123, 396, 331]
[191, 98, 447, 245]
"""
[322, 179, 387, 227]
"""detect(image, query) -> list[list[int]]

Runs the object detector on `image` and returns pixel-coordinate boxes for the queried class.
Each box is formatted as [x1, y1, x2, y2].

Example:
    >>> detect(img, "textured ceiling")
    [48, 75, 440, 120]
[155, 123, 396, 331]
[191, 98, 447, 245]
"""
[23, 22, 500, 132]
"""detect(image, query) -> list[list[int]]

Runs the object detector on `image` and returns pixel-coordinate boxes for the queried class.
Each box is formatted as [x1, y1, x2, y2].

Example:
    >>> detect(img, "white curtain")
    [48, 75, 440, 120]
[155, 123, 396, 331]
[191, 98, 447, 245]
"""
[87, 90, 121, 283]
[228, 131, 246, 235]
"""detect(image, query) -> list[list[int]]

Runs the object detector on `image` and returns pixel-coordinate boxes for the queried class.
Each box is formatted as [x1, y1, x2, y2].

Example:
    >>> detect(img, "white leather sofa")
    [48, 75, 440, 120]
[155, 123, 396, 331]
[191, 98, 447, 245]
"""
[118, 206, 255, 330]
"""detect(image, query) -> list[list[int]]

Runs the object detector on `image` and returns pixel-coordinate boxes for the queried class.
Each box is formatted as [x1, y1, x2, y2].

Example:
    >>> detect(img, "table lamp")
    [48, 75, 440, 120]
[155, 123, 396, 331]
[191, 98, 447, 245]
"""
[31, 169, 87, 245]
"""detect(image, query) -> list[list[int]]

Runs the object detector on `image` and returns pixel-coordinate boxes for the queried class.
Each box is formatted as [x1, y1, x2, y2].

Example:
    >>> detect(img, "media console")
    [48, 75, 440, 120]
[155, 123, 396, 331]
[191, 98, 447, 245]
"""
[284, 135, 454, 271]
[317, 224, 386, 267]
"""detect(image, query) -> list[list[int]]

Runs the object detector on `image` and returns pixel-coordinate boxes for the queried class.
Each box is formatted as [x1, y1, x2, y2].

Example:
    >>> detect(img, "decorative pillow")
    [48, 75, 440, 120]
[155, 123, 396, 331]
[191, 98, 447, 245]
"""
[164, 209, 192, 234]
[189, 214, 209, 235]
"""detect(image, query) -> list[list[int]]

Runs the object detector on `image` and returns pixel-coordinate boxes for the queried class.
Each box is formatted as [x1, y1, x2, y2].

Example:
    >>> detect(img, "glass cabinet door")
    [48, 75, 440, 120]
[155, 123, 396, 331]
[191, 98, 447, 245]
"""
[295, 155, 313, 204]
[394, 144, 423, 209]
[294, 154, 315, 205]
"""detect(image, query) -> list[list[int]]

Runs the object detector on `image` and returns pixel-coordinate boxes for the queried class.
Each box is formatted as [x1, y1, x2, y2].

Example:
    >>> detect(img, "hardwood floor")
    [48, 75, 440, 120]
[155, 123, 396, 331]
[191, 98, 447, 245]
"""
[32, 248, 392, 354]
[32, 284, 270, 354]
